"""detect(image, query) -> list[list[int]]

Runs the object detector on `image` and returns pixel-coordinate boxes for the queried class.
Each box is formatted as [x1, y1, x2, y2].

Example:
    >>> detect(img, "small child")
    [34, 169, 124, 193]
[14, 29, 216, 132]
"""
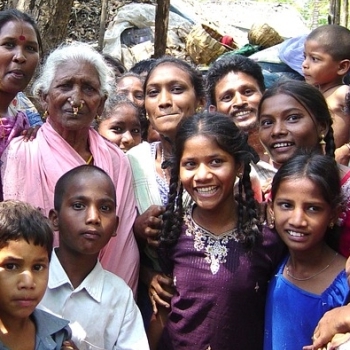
[39, 165, 149, 350]
[264, 152, 348, 350]
[116, 72, 145, 108]
[95, 95, 143, 152]
[156, 112, 285, 349]
[302, 25, 350, 150]
[0, 200, 72, 350]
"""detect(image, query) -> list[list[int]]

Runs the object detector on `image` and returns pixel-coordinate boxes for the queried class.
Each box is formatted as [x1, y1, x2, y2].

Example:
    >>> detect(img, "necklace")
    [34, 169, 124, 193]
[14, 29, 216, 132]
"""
[286, 253, 338, 281]
[160, 146, 168, 182]
[320, 84, 343, 94]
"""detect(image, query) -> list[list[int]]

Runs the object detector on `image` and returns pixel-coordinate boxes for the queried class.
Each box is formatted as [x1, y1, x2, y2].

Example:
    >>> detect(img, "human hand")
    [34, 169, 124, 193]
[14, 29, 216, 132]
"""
[261, 177, 272, 200]
[133, 205, 165, 247]
[22, 125, 41, 142]
[306, 305, 350, 349]
[149, 272, 174, 314]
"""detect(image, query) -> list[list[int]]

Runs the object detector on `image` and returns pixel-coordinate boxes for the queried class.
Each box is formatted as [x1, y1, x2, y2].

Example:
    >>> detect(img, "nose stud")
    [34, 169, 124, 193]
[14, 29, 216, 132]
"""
[68, 98, 85, 115]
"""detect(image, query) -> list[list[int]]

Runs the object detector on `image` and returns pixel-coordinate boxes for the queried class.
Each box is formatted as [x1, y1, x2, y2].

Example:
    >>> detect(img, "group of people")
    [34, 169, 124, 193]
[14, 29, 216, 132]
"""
[1, 6, 350, 350]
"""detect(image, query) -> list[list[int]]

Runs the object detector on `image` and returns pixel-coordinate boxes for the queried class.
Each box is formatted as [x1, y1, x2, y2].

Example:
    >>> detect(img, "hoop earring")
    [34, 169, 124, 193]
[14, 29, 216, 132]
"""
[319, 134, 326, 145]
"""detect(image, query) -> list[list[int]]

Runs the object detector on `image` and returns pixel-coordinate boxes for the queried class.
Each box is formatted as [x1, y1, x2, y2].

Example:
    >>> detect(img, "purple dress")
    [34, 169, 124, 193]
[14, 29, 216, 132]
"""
[159, 206, 286, 350]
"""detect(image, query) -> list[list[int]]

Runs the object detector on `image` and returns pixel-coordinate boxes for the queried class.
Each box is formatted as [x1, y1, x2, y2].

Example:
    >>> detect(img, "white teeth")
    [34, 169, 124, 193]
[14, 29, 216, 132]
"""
[234, 111, 250, 117]
[273, 142, 292, 148]
[288, 230, 305, 237]
[196, 186, 216, 194]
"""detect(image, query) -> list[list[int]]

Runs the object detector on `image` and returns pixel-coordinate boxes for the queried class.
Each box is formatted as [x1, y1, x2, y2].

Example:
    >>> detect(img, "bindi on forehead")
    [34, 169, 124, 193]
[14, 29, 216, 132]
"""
[19, 34, 26, 41]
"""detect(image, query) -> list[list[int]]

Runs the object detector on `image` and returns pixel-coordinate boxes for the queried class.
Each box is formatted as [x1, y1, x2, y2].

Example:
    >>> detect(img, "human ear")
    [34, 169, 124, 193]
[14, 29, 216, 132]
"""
[49, 209, 59, 231]
[338, 59, 350, 76]
[208, 105, 217, 113]
[111, 216, 119, 237]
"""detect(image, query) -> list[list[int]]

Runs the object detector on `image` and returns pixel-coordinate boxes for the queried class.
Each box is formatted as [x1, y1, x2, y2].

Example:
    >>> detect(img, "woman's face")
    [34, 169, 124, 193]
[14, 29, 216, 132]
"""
[258, 93, 325, 167]
[43, 60, 106, 134]
[145, 63, 200, 140]
[0, 20, 39, 95]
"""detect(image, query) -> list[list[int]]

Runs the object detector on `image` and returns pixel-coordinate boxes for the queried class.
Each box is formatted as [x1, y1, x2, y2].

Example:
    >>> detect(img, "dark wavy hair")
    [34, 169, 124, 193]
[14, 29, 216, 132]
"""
[160, 111, 261, 249]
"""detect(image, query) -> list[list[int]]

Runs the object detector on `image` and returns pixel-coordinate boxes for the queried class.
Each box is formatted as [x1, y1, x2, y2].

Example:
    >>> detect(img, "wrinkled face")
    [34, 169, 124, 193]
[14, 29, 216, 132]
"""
[98, 104, 141, 152]
[179, 134, 238, 213]
[271, 177, 336, 252]
[51, 172, 118, 257]
[258, 94, 323, 167]
[0, 239, 49, 322]
[212, 71, 263, 131]
[302, 40, 341, 86]
[0, 20, 39, 95]
[116, 76, 144, 107]
[145, 63, 200, 140]
[43, 60, 106, 135]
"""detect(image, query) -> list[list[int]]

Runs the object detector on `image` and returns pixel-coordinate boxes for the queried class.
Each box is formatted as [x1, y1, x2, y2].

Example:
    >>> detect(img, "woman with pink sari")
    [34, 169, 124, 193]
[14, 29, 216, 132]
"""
[1, 42, 140, 297]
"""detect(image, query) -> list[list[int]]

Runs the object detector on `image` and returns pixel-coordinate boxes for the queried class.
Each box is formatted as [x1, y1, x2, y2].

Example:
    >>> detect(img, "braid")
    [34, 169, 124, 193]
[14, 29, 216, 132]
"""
[240, 162, 260, 249]
[160, 160, 183, 246]
[325, 127, 336, 158]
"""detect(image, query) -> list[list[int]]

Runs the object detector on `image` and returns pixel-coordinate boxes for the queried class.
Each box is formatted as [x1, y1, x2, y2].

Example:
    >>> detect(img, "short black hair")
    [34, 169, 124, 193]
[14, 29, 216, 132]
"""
[54, 165, 116, 211]
[0, 200, 53, 260]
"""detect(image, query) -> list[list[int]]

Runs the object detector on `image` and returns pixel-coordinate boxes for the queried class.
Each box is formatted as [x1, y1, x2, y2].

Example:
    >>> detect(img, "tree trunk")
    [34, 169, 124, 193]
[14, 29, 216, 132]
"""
[154, 0, 170, 58]
[6, 0, 74, 56]
[341, 0, 348, 27]
[328, 0, 341, 24]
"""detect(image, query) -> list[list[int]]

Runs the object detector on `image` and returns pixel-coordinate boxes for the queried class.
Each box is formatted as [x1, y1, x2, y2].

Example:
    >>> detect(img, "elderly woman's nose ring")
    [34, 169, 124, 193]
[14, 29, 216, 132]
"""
[68, 98, 85, 115]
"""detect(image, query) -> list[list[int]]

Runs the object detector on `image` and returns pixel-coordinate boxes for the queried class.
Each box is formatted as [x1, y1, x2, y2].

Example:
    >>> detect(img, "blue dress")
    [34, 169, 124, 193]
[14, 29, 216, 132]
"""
[264, 257, 349, 350]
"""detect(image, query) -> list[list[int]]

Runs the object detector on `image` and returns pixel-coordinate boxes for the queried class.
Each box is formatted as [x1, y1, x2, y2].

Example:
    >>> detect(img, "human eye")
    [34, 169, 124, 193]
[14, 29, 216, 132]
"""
[311, 56, 320, 62]
[146, 87, 159, 97]
[33, 264, 46, 272]
[276, 200, 292, 210]
[259, 117, 273, 128]
[26, 44, 38, 53]
[286, 114, 302, 122]
[3, 263, 17, 270]
[134, 92, 144, 100]
[171, 84, 185, 94]
[111, 126, 123, 134]
[244, 88, 254, 96]
[131, 128, 141, 134]
[72, 202, 85, 210]
[83, 84, 97, 94]
[210, 158, 223, 166]
[2, 40, 15, 49]
[101, 203, 113, 212]
[220, 93, 232, 102]
[181, 160, 196, 169]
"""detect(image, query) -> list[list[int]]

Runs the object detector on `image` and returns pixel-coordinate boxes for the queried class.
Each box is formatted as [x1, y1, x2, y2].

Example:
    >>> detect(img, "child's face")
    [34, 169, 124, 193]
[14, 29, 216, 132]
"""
[211, 71, 263, 132]
[50, 173, 119, 256]
[0, 239, 49, 322]
[302, 39, 341, 86]
[98, 105, 142, 152]
[271, 177, 336, 252]
[116, 76, 144, 108]
[258, 93, 325, 167]
[179, 134, 239, 213]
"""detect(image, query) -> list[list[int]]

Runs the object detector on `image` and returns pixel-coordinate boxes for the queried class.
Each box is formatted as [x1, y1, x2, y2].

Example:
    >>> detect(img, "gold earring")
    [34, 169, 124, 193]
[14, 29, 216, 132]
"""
[145, 113, 149, 120]
[95, 115, 102, 122]
[196, 106, 202, 113]
[329, 222, 334, 229]
[319, 134, 326, 145]
[269, 216, 275, 229]
[42, 110, 48, 120]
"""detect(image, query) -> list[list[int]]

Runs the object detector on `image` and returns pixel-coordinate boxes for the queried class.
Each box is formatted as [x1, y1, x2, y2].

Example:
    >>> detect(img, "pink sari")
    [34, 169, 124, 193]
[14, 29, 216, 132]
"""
[1, 120, 139, 296]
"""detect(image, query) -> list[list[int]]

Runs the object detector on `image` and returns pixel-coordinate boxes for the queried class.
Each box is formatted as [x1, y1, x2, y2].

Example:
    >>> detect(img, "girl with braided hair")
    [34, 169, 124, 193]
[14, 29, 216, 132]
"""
[157, 112, 285, 350]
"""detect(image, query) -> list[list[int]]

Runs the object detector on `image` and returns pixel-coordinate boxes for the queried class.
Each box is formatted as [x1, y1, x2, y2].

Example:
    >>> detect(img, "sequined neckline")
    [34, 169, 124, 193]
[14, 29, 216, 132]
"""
[184, 206, 242, 274]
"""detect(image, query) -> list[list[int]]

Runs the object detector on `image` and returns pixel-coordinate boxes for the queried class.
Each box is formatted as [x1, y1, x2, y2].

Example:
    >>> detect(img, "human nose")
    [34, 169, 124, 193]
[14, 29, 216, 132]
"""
[233, 92, 246, 107]
[194, 163, 212, 181]
[86, 205, 101, 225]
[13, 47, 26, 64]
[121, 131, 134, 145]
[288, 208, 307, 227]
[18, 270, 35, 289]
[271, 120, 287, 137]
[302, 57, 308, 70]
[158, 89, 172, 108]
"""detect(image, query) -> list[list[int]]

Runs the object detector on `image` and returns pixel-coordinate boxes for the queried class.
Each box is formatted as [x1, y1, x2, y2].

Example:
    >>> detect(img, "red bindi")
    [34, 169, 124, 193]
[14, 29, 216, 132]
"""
[19, 35, 25, 41]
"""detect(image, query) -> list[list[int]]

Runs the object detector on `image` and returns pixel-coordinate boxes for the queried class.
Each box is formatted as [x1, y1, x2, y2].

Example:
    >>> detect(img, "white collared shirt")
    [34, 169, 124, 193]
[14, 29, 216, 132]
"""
[38, 250, 149, 350]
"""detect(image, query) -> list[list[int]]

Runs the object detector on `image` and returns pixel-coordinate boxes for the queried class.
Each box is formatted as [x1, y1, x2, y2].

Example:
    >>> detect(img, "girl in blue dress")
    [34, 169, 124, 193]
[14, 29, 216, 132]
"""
[264, 152, 349, 350]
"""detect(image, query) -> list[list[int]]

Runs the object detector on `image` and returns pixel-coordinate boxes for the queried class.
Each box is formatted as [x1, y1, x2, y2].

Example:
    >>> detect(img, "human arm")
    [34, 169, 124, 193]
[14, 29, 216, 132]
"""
[22, 125, 41, 141]
[335, 144, 350, 166]
[302, 304, 350, 350]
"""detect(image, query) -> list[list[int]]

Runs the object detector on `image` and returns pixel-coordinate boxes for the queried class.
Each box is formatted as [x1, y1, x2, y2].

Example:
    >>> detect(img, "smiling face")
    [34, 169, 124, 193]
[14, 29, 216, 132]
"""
[302, 39, 342, 86]
[116, 76, 144, 108]
[145, 63, 199, 140]
[179, 134, 238, 213]
[0, 239, 49, 323]
[258, 93, 324, 167]
[271, 177, 336, 252]
[0, 20, 39, 96]
[43, 60, 106, 135]
[212, 71, 263, 131]
[98, 104, 141, 152]
[50, 172, 118, 258]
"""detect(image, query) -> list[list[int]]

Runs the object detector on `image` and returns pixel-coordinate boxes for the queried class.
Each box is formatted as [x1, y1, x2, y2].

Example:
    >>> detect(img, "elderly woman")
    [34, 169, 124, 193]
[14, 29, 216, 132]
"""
[1, 42, 139, 296]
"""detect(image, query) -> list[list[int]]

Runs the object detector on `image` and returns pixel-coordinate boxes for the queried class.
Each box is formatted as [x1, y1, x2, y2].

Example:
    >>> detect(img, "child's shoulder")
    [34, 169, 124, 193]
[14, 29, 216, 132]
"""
[101, 268, 134, 298]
